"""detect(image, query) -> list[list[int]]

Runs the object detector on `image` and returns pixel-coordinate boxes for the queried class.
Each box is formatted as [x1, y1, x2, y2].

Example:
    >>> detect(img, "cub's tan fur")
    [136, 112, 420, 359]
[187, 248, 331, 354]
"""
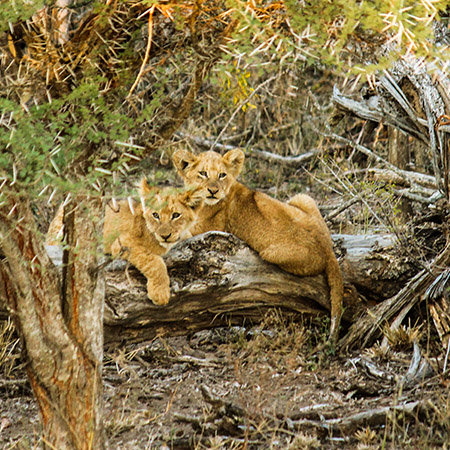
[172, 149, 344, 342]
[103, 179, 203, 305]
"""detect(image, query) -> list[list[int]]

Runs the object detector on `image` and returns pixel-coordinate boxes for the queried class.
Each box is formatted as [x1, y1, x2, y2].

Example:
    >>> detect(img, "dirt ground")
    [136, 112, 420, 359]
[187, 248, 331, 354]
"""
[1, 314, 449, 450]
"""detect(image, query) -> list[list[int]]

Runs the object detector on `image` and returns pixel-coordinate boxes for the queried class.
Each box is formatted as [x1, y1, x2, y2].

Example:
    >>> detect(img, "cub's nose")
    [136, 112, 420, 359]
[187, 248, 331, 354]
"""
[208, 188, 219, 196]
[160, 233, 172, 242]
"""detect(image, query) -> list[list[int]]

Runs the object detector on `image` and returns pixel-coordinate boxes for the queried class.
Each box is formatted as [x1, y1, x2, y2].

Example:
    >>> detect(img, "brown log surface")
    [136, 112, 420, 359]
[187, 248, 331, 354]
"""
[100, 231, 412, 345]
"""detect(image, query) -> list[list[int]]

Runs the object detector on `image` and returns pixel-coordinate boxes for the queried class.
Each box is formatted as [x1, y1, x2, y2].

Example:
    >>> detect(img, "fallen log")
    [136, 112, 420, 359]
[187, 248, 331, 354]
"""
[101, 231, 413, 345]
[1, 231, 416, 346]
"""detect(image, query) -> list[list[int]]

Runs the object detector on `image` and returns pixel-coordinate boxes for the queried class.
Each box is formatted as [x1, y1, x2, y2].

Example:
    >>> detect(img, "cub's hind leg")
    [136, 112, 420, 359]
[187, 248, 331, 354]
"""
[287, 194, 331, 237]
[258, 241, 326, 277]
[288, 194, 322, 217]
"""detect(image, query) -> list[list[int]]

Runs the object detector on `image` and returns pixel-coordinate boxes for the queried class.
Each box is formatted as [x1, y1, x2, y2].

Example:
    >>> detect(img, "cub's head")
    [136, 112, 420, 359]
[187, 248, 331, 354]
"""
[172, 149, 244, 205]
[139, 179, 203, 249]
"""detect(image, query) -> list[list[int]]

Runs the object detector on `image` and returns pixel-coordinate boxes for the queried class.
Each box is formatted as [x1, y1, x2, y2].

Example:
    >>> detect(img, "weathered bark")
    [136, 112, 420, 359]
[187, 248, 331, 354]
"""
[0, 195, 105, 450]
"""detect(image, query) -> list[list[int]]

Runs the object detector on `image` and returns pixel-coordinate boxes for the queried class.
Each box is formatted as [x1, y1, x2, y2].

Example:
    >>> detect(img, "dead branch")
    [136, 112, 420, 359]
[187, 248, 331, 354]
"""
[248, 148, 321, 167]
[402, 341, 434, 387]
[176, 132, 322, 167]
[297, 400, 421, 434]
[332, 85, 428, 144]
[349, 168, 437, 191]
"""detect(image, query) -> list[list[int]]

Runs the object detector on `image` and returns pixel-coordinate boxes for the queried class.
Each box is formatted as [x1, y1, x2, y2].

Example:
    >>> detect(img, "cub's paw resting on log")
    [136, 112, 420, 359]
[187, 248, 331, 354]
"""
[104, 179, 203, 305]
[172, 148, 344, 343]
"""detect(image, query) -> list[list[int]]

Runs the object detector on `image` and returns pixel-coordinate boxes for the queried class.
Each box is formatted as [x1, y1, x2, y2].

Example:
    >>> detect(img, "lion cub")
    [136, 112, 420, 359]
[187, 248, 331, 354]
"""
[172, 149, 344, 343]
[103, 179, 203, 305]
[46, 181, 202, 305]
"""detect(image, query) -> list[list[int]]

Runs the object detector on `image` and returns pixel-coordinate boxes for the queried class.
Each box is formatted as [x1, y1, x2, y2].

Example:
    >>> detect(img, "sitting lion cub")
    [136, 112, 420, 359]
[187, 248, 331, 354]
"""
[103, 179, 202, 305]
[172, 149, 344, 343]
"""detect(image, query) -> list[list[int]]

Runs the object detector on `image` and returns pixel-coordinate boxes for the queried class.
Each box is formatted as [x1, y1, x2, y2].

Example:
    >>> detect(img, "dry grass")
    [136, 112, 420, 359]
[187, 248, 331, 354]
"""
[382, 323, 423, 350]
[0, 319, 20, 379]
[287, 432, 321, 450]
[354, 427, 377, 445]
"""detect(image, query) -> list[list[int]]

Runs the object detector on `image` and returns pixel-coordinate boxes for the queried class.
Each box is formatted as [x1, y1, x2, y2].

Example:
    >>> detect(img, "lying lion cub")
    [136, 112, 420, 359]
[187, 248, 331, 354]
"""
[172, 149, 344, 343]
[47, 181, 202, 305]
[103, 179, 203, 305]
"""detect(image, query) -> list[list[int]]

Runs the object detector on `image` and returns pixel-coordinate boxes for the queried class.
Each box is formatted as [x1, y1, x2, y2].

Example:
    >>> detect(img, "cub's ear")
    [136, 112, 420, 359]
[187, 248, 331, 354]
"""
[138, 178, 155, 197]
[134, 202, 144, 216]
[138, 178, 158, 213]
[172, 150, 197, 175]
[179, 188, 204, 212]
[223, 149, 244, 178]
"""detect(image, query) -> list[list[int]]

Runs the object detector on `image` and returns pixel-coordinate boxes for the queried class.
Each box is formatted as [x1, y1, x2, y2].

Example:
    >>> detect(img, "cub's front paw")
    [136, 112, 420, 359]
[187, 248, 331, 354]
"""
[146, 282, 171, 306]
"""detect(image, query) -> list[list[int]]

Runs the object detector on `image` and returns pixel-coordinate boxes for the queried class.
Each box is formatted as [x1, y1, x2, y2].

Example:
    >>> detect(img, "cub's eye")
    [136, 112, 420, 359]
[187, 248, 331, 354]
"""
[218, 172, 227, 179]
[171, 212, 181, 220]
[152, 212, 160, 220]
[199, 170, 208, 178]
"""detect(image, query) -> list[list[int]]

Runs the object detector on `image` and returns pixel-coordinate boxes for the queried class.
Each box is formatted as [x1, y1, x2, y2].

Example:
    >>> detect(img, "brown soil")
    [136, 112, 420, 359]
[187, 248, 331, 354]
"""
[0, 315, 448, 450]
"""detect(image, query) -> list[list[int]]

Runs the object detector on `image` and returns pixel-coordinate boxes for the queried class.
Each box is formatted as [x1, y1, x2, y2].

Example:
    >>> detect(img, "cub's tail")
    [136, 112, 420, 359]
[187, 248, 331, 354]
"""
[289, 193, 344, 344]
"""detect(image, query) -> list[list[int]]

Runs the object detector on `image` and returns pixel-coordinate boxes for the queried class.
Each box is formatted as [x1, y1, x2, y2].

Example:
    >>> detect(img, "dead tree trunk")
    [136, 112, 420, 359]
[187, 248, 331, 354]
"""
[332, 60, 450, 201]
[0, 195, 105, 450]
[330, 54, 450, 348]
[0, 229, 425, 350]
[0, 225, 424, 353]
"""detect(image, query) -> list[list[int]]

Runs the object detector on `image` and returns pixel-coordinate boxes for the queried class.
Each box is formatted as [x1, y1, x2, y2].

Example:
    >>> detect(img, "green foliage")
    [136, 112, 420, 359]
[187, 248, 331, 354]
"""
[285, 0, 450, 75]
[1, 0, 448, 206]
[0, 0, 43, 33]
[223, 0, 449, 81]
[0, 79, 135, 200]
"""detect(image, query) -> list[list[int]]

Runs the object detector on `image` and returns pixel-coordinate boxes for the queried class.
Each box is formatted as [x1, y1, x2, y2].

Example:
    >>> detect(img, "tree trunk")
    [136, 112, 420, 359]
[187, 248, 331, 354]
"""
[0, 195, 105, 450]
